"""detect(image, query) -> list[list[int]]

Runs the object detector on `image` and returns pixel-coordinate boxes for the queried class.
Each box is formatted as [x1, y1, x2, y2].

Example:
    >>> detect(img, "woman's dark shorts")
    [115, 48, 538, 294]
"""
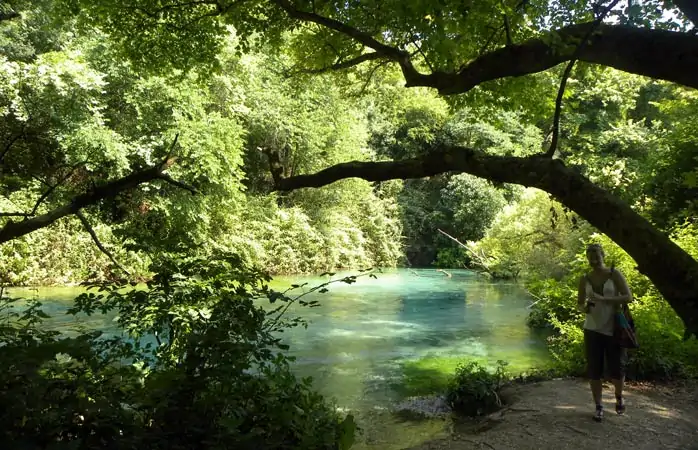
[584, 328, 627, 380]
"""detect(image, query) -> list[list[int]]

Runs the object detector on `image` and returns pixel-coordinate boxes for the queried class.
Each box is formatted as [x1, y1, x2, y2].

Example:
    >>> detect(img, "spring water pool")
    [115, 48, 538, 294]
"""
[6, 268, 552, 448]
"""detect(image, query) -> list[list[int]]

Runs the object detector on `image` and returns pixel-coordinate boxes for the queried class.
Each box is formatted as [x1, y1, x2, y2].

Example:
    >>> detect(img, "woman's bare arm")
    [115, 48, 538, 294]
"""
[577, 276, 588, 312]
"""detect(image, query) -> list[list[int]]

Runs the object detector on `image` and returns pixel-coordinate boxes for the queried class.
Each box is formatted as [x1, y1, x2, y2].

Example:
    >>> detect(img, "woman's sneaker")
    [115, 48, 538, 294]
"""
[593, 404, 604, 422]
[616, 396, 626, 415]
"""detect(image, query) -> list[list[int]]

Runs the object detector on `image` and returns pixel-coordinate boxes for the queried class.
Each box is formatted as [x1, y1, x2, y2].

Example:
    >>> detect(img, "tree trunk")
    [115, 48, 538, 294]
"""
[274, 147, 698, 337]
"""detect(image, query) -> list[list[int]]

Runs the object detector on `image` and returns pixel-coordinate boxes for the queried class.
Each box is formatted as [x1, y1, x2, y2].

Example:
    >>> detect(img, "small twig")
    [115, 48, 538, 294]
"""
[0, 132, 23, 164]
[265, 271, 377, 331]
[294, 52, 384, 76]
[30, 162, 87, 215]
[526, 291, 546, 308]
[477, 1, 526, 56]
[160, 133, 180, 170]
[76, 211, 131, 275]
[436, 269, 452, 278]
[478, 25, 505, 56]
[482, 443, 496, 450]
[355, 60, 390, 96]
[503, 14, 512, 45]
[506, 406, 540, 412]
[412, 39, 435, 72]
[545, 0, 621, 157]
[158, 174, 197, 194]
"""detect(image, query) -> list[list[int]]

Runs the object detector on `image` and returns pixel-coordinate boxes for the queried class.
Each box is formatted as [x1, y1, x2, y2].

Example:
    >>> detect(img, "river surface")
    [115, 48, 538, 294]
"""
[6, 268, 551, 449]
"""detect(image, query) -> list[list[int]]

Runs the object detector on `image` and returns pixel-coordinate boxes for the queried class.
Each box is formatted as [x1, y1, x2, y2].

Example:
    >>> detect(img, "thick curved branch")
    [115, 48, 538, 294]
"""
[276, 3, 698, 95]
[0, 212, 32, 218]
[430, 23, 698, 94]
[76, 211, 131, 275]
[0, 165, 196, 244]
[275, 0, 432, 87]
[276, 0, 404, 58]
[273, 150, 698, 337]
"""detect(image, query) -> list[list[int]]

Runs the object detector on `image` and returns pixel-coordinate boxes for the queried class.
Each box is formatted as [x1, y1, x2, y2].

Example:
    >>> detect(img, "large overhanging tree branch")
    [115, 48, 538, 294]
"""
[439, 23, 698, 95]
[269, 1, 698, 338]
[273, 148, 698, 338]
[276, 1, 698, 95]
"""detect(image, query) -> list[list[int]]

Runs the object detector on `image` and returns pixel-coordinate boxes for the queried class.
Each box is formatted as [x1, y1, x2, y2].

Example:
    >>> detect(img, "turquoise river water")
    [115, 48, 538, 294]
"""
[6, 268, 552, 449]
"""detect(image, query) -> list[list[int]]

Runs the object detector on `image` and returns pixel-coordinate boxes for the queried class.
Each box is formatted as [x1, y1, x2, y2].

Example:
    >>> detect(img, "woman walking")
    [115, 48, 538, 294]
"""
[577, 243, 633, 422]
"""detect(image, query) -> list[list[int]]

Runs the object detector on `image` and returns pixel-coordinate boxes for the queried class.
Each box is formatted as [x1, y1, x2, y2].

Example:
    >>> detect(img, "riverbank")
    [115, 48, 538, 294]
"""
[398, 378, 698, 450]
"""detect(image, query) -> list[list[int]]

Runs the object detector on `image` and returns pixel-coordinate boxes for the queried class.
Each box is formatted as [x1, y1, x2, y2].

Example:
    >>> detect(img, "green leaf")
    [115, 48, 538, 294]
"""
[338, 414, 357, 450]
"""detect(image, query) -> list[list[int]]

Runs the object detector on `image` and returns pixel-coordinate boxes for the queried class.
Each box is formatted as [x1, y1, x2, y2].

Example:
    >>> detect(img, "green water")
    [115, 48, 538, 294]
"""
[5, 268, 551, 449]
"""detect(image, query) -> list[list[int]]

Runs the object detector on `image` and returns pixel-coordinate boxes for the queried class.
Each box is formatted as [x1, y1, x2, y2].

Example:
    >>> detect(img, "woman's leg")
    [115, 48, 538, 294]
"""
[608, 342, 627, 414]
[584, 329, 605, 419]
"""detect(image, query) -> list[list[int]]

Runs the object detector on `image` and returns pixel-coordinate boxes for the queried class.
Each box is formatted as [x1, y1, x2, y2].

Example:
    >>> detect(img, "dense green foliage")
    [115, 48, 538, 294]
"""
[466, 67, 698, 380]
[2, 0, 698, 446]
[0, 252, 357, 449]
[0, 4, 543, 283]
[445, 360, 566, 416]
[0, 7, 406, 284]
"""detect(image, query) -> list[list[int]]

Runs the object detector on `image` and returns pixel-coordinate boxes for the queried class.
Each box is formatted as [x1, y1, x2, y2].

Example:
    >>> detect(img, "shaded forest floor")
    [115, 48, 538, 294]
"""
[405, 378, 698, 450]
[357, 378, 698, 450]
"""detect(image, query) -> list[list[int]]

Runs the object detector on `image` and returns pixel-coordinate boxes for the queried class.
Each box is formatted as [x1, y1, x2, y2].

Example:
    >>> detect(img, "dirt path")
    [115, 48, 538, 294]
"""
[405, 379, 698, 450]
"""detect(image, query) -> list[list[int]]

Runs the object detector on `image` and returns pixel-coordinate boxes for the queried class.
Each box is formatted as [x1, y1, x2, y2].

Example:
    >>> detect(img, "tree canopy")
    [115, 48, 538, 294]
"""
[4, 2, 698, 447]
[2, 0, 698, 335]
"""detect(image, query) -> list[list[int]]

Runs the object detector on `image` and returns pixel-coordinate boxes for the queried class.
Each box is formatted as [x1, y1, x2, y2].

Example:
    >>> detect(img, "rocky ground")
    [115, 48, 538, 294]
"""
[354, 379, 698, 450]
[398, 378, 698, 450]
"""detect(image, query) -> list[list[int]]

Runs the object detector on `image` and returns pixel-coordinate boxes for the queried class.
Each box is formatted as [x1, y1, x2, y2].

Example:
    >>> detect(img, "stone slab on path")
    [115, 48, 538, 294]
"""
[406, 378, 698, 450]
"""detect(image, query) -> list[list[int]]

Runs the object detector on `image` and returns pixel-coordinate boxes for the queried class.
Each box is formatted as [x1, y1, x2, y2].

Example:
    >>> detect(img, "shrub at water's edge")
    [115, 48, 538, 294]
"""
[446, 360, 509, 416]
[0, 251, 358, 449]
[442, 360, 566, 417]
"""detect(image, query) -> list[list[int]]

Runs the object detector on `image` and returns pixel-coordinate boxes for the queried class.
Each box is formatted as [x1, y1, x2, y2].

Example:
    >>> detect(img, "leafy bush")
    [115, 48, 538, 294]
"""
[446, 360, 509, 416]
[0, 216, 149, 286]
[0, 252, 357, 449]
[525, 277, 584, 329]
